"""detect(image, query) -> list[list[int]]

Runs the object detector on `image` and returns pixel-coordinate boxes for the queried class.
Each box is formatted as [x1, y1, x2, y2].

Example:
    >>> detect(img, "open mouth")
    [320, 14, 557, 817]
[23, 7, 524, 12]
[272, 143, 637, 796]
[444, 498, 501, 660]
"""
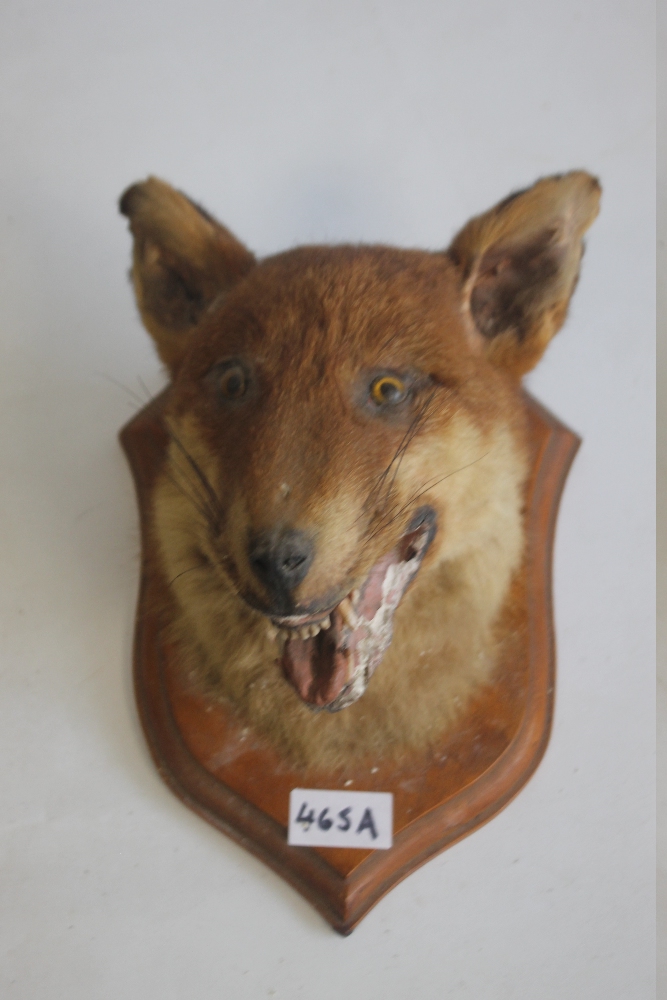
[266, 506, 437, 712]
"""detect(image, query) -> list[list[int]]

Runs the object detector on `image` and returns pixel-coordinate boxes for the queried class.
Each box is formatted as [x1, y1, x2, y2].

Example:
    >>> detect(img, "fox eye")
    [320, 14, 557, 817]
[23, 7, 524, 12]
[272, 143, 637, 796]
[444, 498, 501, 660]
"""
[370, 374, 407, 406]
[215, 363, 248, 400]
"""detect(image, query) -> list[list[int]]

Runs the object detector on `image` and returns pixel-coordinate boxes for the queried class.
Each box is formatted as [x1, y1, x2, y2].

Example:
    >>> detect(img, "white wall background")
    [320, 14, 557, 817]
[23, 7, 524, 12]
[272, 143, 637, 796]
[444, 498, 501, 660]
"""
[656, 2, 665, 994]
[0, 2, 655, 998]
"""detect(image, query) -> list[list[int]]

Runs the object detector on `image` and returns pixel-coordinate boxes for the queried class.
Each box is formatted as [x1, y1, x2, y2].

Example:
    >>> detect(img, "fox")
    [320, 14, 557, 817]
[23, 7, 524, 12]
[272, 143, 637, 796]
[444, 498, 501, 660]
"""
[120, 171, 600, 770]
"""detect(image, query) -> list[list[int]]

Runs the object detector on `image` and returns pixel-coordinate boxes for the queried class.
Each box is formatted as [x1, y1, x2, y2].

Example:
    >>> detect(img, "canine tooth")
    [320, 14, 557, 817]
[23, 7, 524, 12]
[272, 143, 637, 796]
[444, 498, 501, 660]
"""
[321, 615, 331, 630]
[267, 624, 278, 640]
[351, 589, 360, 605]
[338, 597, 358, 629]
[309, 624, 321, 637]
[299, 626, 311, 640]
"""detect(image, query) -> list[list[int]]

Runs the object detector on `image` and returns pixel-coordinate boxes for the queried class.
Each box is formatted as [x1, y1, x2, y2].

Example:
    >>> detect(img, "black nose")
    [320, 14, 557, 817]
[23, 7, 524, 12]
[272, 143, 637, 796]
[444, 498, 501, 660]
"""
[248, 528, 314, 610]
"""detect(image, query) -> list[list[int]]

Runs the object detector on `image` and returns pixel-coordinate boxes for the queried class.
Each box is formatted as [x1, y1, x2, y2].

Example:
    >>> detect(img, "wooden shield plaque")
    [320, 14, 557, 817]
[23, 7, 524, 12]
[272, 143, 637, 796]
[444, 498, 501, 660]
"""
[120, 390, 579, 935]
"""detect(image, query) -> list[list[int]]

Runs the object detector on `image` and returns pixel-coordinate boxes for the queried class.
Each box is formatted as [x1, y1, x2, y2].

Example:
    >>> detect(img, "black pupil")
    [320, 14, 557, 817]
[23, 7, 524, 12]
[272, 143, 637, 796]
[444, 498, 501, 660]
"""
[224, 370, 244, 397]
[380, 380, 400, 401]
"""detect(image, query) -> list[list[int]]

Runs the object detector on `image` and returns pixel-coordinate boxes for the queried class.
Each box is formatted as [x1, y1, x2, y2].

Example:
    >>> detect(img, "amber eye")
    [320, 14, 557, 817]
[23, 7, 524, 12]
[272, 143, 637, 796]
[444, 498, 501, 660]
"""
[218, 364, 248, 400]
[370, 374, 407, 406]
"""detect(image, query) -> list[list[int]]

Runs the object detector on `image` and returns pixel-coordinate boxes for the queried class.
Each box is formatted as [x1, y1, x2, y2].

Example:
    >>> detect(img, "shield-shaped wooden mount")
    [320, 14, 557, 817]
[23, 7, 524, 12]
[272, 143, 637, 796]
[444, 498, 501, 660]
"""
[120, 390, 579, 935]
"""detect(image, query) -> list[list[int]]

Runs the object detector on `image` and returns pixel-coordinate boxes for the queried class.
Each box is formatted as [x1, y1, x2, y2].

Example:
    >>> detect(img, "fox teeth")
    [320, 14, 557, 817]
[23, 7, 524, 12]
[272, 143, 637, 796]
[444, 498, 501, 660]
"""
[351, 589, 360, 605]
[338, 597, 358, 629]
[274, 618, 329, 639]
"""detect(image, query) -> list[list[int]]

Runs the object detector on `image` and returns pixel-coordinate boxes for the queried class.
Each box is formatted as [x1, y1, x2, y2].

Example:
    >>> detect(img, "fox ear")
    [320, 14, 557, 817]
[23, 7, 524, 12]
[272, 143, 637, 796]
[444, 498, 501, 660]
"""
[119, 178, 255, 371]
[448, 171, 601, 377]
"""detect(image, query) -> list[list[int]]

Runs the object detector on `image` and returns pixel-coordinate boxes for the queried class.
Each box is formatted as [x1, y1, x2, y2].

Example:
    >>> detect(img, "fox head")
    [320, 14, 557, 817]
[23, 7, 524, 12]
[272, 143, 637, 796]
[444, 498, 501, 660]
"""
[120, 173, 599, 715]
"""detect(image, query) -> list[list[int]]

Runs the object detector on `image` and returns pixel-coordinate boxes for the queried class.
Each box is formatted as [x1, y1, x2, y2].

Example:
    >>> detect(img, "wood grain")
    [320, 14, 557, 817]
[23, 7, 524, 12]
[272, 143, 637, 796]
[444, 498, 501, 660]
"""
[120, 391, 579, 934]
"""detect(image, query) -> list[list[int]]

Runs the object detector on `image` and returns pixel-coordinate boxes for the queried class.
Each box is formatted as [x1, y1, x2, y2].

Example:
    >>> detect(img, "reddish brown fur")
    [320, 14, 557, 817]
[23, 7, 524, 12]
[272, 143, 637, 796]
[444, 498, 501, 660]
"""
[120, 173, 600, 767]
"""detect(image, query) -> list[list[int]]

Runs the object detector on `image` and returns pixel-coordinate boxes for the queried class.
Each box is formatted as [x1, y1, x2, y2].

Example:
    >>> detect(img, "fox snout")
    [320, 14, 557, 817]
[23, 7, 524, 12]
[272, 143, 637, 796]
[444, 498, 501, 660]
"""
[247, 527, 315, 615]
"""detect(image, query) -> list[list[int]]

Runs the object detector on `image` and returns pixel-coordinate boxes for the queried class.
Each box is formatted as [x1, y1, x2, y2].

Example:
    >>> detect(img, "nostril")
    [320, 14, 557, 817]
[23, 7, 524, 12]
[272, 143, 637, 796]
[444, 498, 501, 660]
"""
[248, 528, 314, 597]
[282, 553, 306, 572]
[251, 553, 271, 577]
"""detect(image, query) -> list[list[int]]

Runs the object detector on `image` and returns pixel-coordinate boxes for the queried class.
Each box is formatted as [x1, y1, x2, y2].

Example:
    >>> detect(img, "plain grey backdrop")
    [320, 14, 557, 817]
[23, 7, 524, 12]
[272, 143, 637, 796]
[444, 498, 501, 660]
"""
[657, 0, 664, 994]
[0, 2, 655, 998]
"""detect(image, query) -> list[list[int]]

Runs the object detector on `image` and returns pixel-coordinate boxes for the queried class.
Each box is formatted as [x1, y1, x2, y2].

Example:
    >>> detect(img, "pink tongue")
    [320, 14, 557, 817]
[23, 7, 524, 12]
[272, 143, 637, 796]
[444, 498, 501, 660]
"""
[280, 609, 351, 707]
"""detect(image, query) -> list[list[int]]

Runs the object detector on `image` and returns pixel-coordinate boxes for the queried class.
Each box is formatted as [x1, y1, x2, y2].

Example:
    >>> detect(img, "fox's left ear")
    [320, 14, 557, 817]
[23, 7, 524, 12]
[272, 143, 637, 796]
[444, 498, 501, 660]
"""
[448, 171, 601, 377]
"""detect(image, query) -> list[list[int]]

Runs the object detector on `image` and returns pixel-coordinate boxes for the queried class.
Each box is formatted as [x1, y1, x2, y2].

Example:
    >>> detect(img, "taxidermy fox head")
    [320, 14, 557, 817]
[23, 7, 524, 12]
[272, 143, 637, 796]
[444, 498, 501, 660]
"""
[120, 173, 599, 763]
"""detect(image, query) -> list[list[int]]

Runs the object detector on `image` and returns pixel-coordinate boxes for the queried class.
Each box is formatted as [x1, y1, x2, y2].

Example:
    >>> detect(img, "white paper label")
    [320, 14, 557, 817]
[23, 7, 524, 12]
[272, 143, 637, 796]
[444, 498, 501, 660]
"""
[288, 788, 393, 849]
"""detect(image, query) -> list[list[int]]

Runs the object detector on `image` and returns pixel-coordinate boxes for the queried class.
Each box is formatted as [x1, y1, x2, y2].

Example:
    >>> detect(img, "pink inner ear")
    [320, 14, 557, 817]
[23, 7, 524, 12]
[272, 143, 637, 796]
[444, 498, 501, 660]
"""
[470, 228, 562, 342]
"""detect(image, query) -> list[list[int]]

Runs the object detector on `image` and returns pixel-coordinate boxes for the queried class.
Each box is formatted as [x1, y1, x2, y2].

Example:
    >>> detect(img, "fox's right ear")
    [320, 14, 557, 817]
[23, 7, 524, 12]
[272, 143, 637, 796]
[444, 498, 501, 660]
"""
[119, 178, 255, 372]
